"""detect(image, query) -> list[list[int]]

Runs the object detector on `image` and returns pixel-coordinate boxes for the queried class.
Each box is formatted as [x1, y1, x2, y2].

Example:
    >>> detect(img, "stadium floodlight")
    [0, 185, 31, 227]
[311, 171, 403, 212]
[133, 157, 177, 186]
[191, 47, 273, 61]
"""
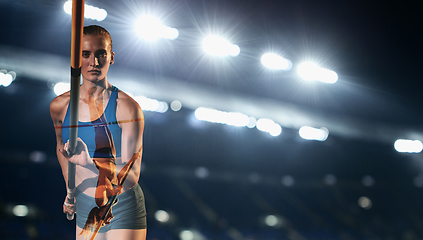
[247, 116, 257, 128]
[53, 82, 70, 96]
[299, 126, 329, 141]
[264, 215, 280, 227]
[203, 36, 240, 57]
[0, 70, 16, 87]
[394, 139, 423, 153]
[179, 229, 206, 240]
[64, 1, 107, 22]
[261, 53, 292, 70]
[297, 62, 338, 83]
[13, 205, 29, 217]
[135, 16, 179, 41]
[256, 118, 282, 137]
[194, 107, 250, 127]
[170, 100, 182, 112]
[358, 196, 372, 210]
[134, 95, 168, 113]
[154, 210, 170, 223]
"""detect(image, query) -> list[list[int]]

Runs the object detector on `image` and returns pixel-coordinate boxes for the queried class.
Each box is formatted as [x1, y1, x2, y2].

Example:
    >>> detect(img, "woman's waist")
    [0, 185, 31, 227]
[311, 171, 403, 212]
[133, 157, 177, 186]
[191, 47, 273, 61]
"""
[76, 181, 138, 198]
[93, 157, 116, 165]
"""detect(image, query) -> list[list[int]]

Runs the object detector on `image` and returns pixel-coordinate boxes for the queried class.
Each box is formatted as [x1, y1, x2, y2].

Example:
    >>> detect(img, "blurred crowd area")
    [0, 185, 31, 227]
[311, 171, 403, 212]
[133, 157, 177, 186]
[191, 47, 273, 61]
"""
[1, 158, 422, 240]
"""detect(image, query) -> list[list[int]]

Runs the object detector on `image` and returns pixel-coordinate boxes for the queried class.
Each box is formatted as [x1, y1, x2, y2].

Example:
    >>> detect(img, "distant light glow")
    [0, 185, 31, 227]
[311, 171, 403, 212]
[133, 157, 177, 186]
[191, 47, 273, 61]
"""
[203, 36, 240, 57]
[297, 62, 338, 83]
[362, 175, 375, 187]
[53, 82, 70, 96]
[179, 230, 194, 240]
[170, 100, 182, 111]
[195, 166, 209, 179]
[135, 16, 179, 41]
[261, 53, 292, 70]
[358, 196, 372, 210]
[414, 174, 423, 187]
[178, 230, 206, 240]
[155, 210, 170, 223]
[256, 118, 282, 136]
[394, 139, 423, 153]
[134, 96, 168, 113]
[324, 174, 337, 186]
[264, 215, 279, 227]
[299, 126, 329, 141]
[13, 205, 28, 217]
[64, 1, 107, 21]
[249, 172, 261, 183]
[281, 175, 295, 187]
[0, 69, 16, 87]
[29, 151, 46, 164]
[194, 107, 250, 127]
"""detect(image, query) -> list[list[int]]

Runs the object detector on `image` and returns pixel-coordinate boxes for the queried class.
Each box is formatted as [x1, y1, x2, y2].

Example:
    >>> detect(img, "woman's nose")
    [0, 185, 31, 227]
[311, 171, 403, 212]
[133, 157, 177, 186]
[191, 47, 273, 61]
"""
[89, 55, 100, 67]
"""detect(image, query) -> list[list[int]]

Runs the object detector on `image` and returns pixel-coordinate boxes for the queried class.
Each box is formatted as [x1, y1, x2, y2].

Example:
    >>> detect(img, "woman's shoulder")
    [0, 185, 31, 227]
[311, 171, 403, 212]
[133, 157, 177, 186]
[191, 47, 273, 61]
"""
[116, 90, 143, 118]
[50, 91, 70, 120]
[116, 90, 139, 107]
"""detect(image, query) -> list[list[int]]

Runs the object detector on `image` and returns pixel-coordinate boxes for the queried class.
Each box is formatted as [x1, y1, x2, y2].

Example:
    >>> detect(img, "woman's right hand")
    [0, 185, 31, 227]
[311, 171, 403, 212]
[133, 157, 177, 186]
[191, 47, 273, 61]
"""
[60, 137, 93, 166]
[63, 196, 76, 215]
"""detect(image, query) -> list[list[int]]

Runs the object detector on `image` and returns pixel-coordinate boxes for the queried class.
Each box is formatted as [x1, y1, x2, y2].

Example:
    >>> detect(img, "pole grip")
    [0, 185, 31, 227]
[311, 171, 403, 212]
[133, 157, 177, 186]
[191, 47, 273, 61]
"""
[66, 187, 76, 220]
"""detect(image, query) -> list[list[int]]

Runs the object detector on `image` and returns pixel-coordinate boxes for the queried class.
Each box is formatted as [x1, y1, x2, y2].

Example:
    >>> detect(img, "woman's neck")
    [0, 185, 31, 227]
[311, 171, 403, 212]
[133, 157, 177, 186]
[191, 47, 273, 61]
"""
[80, 80, 112, 99]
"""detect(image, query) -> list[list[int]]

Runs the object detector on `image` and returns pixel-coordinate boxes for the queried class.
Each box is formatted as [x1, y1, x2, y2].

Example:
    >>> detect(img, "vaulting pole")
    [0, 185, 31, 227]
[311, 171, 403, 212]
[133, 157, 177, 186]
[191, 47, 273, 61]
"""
[67, 0, 84, 221]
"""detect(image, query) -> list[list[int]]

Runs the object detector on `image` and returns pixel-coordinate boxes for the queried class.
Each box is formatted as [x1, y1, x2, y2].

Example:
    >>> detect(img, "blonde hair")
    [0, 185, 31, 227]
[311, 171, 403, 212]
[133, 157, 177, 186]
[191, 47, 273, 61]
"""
[83, 25, 113, 52]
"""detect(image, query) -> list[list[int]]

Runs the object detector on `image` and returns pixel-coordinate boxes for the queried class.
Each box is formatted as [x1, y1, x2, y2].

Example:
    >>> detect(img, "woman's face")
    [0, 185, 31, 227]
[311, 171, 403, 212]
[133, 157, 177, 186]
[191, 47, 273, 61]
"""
[81, 34, 114, 83]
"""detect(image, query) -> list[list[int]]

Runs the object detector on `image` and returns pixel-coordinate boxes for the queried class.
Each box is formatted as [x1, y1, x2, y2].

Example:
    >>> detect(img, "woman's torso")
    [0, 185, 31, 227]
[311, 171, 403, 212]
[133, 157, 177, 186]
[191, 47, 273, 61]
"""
[60, 86, 134, 197]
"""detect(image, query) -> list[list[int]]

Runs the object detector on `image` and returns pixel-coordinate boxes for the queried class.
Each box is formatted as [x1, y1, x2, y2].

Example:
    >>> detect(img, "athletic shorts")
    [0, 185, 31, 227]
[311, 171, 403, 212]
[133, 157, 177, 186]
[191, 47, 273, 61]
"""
[75, 183, 147, 232]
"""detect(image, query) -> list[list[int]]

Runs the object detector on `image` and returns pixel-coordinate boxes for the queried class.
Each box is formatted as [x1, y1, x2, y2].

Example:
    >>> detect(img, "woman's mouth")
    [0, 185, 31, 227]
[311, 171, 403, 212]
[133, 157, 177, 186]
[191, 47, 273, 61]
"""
[88, 70, 100, 75]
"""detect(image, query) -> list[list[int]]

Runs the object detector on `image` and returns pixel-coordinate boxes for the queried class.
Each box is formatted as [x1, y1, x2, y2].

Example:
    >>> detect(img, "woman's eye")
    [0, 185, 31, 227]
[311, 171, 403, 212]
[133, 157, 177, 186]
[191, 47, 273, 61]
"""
[82, 53, 90, 58]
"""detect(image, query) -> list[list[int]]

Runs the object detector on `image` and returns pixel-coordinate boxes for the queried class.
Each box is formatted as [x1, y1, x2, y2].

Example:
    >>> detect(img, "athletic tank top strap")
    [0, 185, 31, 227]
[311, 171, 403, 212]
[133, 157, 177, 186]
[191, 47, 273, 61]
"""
[105, 86, 118, 123]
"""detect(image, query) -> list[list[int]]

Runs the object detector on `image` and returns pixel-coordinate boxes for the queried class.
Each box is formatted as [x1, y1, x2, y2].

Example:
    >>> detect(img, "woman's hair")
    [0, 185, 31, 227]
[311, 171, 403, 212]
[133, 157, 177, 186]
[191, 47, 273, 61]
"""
[83, 25, 113, 52]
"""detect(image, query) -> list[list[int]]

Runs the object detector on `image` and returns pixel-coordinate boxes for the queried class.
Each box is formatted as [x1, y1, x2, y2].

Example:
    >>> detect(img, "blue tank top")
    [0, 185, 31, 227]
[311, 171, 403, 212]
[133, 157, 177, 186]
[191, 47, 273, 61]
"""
[62, 86, 122, 158]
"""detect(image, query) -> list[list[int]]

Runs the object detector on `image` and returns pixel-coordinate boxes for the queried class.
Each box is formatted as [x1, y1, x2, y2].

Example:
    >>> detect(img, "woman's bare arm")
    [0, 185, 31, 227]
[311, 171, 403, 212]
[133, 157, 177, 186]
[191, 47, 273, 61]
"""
[50, 93, 71, 186]
[116, 92, 144, 187]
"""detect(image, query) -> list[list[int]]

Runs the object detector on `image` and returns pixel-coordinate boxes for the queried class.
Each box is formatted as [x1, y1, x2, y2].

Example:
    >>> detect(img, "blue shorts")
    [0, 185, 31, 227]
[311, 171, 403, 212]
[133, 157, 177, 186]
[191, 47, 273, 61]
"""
[75, 183, 147, 232]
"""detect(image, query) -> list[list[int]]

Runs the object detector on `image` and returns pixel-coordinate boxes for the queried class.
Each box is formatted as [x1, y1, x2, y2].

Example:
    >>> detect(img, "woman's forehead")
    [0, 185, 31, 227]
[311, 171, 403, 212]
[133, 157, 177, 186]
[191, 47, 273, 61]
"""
[82, 34, 111, 50]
